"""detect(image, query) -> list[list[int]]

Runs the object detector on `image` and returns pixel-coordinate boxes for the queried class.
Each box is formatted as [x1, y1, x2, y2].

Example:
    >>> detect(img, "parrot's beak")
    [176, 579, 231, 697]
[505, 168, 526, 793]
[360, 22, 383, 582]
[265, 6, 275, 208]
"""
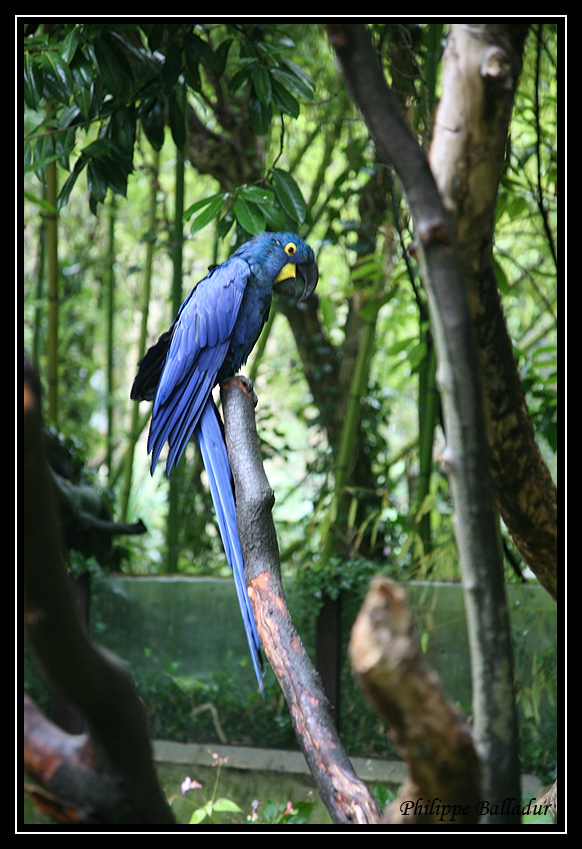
[274, 259, 319, 301]
[297, 259, 319, 301]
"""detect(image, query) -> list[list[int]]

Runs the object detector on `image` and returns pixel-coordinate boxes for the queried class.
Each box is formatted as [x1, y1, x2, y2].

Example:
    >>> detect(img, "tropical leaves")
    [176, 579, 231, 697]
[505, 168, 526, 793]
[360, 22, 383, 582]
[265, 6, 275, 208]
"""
[184, 171, 308, 239]
[23, 23, 315, 222]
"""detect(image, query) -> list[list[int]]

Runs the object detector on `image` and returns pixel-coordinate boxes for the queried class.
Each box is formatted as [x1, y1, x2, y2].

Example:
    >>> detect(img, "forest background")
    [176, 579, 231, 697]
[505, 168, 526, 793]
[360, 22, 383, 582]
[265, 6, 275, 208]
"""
[23, 21, 558, 784]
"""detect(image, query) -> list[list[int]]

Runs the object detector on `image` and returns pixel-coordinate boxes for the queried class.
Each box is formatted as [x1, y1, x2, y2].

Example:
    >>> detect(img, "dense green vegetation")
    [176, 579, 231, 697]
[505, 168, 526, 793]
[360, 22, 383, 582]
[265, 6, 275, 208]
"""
[24, 23, 556, 583]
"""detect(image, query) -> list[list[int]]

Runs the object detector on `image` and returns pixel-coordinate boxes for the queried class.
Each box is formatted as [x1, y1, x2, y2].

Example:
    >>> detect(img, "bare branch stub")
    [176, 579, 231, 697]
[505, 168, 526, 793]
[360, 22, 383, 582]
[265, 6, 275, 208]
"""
[349, 577, 481, 824]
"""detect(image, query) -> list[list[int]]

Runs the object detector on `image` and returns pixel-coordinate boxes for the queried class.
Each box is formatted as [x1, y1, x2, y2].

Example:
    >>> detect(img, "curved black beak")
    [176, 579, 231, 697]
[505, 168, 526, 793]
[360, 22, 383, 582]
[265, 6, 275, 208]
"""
[274, 259, 319, 301]
[297, 259, 319, 301]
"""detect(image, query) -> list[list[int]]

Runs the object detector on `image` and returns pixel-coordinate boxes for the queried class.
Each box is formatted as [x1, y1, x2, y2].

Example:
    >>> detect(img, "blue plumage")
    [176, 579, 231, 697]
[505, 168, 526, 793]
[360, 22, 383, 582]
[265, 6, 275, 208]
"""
[131, 232, 318, 695]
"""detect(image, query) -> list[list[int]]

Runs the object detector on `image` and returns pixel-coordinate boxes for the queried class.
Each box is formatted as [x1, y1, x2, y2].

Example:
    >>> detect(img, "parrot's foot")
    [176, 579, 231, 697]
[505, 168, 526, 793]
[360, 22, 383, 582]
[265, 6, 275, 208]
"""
[221, 375, 257, 406]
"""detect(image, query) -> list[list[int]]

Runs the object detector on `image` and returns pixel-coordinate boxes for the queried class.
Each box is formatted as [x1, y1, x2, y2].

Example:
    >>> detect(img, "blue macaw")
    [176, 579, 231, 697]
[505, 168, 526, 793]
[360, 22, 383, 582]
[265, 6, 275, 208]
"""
[131, 231, 318, 695]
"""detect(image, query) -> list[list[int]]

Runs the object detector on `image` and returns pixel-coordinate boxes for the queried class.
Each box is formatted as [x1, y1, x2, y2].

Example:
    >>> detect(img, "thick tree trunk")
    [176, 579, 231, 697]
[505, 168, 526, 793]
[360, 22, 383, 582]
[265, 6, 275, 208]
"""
[429, 24, 557, 600]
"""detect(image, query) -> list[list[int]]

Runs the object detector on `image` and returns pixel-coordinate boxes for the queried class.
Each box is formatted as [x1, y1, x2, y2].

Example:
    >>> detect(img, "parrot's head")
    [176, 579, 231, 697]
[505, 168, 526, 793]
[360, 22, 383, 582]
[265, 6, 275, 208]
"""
[262, 232, 318, 301]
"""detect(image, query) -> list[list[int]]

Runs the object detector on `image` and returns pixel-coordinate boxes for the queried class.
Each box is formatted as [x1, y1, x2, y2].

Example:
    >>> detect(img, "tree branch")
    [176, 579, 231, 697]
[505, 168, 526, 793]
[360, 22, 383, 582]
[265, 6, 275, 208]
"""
[220, 378, 381, 825]
[186, 102, 260, 192]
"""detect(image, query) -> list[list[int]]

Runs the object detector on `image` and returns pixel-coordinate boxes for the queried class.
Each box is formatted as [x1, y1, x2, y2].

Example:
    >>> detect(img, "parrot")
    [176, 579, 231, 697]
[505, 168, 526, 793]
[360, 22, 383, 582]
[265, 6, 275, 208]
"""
[131, 231, 318, 695]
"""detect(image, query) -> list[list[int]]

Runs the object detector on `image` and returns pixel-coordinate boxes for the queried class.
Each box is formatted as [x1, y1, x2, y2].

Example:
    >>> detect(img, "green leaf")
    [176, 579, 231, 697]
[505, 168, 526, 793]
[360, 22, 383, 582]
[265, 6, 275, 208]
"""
[271, 167, 307, 223]
[195, 36, 222, 78]
[249, 93, 272, 135]
[217, 211, 235, 239]
[184, 62, 201, 92]
[23, 52, 43, 108]
[80, 139, 112, 159]
[33, 130, 54, 170]
[263, 801, 280, 821]
[56, 160, 85, 211]
[385, 335, 417, 356]
[493, 257, 508, 293]
[214, 38, 233, 77]
[23, 139, 32, 171]
[99, 156, 130, 196]
[39, 50, 74, 102]
[73, 80, 93, 119]
[233, 195, 266, 235]
[350, 255, 384, 282]
[56, 103, 80, 132]
[169, 93, 186, 152]
[507, 195, 528, 219]
[184, 193, 224, 218]
[183, 32, 202, 87]
[262, 205, 287, 231]
[270, 78, 299, 118]
[212, 798, 242, 813]
[162, 42, 183, 90]
[189, 806, 209, 825]
[54, 126, 78, 171]
[23, 147, 62, 176]
[141, 96, 165, 151]
[542, 421, 557, 453]
[23, 191, 57, 215]
[284, 800, 314, 824]
[70, 54, 95, 89]
[53, 140, 112, 211]
[92, 32, 134, 101]
[237, 185, 275, 206]
[145, 23, 165, 53]
[532, 344, 557, 363]
[187, 194, 226, 233]
[373, 782, 394, 810]
[241, 183, 284, 230]
[228, 66, 250, 97]
[250, 65, 272, 105]
[87, 159, 108, 204]
[281, 57, 315, 97]
[271, 65, 314, 101]
[60, 26, 80, 64]
[110, 107, 136, 154]
[494, 191, 507, 225]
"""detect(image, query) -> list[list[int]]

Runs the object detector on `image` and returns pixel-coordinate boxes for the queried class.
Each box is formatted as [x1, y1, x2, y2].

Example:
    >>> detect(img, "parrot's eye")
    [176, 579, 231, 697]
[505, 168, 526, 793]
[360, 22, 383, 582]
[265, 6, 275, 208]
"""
[284, 242, 297, 257]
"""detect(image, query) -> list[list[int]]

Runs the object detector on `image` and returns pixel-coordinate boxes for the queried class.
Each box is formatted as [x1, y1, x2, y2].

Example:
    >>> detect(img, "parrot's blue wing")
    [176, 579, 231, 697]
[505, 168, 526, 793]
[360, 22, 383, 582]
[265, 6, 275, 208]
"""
[196, 400, 264, 696]
[141, 255, 265, 694]
[147, 258, 248, 475]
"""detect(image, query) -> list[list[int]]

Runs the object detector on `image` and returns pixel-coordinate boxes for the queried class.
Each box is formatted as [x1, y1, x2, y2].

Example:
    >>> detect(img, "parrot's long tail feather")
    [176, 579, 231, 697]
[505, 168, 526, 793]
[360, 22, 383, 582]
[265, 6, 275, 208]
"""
[196, 399, 264, 696]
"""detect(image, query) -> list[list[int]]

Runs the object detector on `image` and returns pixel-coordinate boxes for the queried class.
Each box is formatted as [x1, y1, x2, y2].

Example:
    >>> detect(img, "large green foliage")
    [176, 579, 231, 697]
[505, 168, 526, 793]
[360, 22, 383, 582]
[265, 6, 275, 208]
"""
[24, 23, 314, 231]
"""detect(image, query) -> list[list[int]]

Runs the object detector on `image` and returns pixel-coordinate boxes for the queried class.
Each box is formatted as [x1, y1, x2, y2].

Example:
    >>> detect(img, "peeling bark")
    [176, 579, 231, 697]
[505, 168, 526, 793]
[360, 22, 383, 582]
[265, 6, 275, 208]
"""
[221, 379, 382, 825]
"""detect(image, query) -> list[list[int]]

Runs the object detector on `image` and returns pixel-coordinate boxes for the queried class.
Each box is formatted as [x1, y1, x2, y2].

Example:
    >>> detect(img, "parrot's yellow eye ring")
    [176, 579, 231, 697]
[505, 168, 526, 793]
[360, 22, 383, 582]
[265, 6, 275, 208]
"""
[284, 242, 297, 256]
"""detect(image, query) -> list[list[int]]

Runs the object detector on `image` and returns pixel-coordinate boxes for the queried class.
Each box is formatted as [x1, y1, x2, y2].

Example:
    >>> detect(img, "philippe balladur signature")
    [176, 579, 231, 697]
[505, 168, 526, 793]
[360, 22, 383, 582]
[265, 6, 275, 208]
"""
[400, 797, 553, 822]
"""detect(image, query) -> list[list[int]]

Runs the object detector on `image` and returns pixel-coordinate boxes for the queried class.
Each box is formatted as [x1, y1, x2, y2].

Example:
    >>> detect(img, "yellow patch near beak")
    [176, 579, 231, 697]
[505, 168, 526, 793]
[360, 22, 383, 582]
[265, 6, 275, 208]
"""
[274, 262, 296, 283]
